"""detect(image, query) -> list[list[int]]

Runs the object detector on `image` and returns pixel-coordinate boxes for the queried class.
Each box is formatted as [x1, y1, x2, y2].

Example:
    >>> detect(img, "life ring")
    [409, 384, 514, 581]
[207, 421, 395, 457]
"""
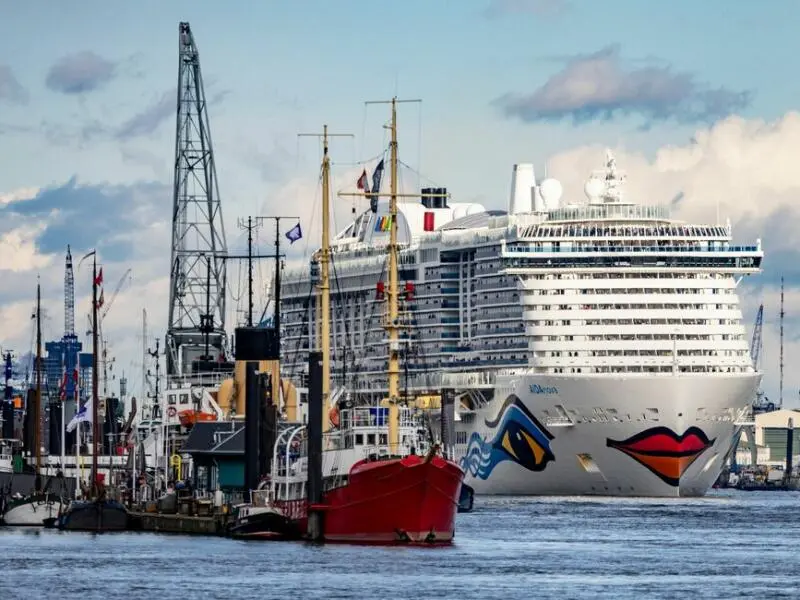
[167, 406, 177, 417]
[329, 405, 340, 428]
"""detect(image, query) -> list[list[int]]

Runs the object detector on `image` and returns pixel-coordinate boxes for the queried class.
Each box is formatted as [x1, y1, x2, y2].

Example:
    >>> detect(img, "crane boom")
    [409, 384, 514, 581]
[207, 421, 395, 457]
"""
[101, 269, 132, 321]
[750, 303, 763, 370]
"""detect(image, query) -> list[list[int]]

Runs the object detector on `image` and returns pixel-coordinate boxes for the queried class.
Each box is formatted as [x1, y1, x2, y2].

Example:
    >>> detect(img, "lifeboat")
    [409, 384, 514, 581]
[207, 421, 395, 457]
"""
[178, 409, 217, 427]
[329, 405, 340, 429]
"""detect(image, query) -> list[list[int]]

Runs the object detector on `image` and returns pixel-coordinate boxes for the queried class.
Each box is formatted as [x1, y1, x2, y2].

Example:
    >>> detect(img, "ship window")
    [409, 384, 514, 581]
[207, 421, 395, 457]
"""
[367, 434, 376, 445]
[355, 434, 364, 445]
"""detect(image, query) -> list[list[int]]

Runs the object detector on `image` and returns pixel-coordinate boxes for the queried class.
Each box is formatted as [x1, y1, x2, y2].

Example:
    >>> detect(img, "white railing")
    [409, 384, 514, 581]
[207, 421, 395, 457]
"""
[440, 371, 498, 388]
[338, 407, 422, 430]
[167, 370, 229, 390]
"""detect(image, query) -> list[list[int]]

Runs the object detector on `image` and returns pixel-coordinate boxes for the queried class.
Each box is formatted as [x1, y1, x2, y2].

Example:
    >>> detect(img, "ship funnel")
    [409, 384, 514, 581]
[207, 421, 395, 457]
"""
[509, 163, 535, 214]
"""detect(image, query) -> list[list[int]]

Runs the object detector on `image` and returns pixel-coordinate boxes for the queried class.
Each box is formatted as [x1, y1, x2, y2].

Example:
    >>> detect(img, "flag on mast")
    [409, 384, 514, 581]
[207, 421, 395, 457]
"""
[285, 223, 302, 244]
[66, 397, 92, 433]
[368, 159, 384, 213]
[356, 169, 368, 191]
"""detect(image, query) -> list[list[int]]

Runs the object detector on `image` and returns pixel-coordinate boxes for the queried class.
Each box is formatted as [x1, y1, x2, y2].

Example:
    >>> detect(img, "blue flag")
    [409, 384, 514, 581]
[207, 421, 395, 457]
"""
[368, 159, 384, 213]
[285, 223, 302, 244]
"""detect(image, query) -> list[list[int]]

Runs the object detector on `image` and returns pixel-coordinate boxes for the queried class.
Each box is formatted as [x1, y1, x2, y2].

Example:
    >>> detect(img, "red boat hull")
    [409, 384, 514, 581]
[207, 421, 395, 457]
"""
[278, 454, 464, 545]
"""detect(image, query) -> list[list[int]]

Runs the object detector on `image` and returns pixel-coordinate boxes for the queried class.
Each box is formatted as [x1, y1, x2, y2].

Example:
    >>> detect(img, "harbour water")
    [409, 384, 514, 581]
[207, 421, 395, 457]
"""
[1, 490, 799, 599]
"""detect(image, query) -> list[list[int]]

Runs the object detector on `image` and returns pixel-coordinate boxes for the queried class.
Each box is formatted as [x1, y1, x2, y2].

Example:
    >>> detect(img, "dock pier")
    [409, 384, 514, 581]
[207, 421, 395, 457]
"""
[126, 496, 233, 536]
[128, 511, 231, 535]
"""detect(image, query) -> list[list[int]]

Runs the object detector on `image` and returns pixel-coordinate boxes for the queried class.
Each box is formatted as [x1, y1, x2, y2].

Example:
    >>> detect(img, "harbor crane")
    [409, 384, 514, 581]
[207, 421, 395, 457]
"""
[165, 22, 228, 377]
[750, 303, 775, 414]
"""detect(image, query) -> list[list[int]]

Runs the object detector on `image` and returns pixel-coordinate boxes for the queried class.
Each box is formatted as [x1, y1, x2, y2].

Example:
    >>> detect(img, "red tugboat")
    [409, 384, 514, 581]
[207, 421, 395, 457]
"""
[230, 101, 464, 544]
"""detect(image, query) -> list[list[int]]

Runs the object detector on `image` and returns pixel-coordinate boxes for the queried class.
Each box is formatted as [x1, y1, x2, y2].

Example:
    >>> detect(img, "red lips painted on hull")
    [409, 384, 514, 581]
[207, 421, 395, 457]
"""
[606, 426, 715, 487]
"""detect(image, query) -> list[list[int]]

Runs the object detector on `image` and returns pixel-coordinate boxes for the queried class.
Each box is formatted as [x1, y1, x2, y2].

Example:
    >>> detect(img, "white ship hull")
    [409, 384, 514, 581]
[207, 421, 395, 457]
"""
[2, 496, 61, 526]
[455, 372, 759, 497]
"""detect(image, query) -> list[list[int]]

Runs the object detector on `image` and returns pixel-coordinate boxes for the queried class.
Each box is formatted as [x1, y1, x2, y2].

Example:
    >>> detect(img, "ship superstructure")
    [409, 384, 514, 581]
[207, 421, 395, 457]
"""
[281, 150, 763, 497]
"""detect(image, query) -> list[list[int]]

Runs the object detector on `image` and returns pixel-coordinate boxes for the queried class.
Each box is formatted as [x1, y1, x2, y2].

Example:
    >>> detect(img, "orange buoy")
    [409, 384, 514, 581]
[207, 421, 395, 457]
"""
[329, 405, 340, 428]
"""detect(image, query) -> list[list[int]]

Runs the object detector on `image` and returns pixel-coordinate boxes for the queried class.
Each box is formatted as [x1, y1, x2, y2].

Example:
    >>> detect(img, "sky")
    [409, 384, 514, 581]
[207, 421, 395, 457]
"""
[1, 0, 799, 405]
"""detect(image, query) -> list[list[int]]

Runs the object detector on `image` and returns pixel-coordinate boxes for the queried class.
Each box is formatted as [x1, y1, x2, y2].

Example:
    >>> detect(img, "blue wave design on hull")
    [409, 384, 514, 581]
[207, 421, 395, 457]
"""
[460, 395, 556, 480]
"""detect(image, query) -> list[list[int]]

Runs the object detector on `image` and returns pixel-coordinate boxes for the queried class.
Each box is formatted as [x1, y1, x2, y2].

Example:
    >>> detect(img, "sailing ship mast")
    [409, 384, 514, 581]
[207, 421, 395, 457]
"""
[336, 97, 417, 454]
[320, 128, 332, 427]
[91, 253, 100, 494]
[34, 280, 42, 480]
[386, 99, 401, 455]
[300, 125, 351, 433]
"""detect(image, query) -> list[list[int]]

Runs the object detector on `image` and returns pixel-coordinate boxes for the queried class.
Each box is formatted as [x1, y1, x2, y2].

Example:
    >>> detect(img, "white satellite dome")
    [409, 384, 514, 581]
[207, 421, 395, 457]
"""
[464, 203, 483, 216]
[584, 177, 605, 200]
[539, 178, 563, 208]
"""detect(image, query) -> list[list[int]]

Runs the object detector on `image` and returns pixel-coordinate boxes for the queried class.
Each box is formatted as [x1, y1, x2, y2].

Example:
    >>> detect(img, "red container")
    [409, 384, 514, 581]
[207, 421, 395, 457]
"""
[423, 211, 435, 232]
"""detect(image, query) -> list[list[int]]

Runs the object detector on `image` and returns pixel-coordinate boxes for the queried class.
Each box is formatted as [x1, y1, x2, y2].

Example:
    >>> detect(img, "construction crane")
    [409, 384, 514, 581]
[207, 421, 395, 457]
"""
[750, 304, 763, 371]
[100, 269, 132, 322]
[779, 276, 784, 409]
[57, 246, 81, 405]
[750, 303, 774, 414]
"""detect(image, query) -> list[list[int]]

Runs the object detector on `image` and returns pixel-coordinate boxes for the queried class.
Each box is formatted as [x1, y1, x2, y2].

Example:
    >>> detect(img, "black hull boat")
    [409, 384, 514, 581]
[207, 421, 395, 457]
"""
[57, 499, 128, 532]
[457, 483, 474, 513]
[228, 504, 302, 541]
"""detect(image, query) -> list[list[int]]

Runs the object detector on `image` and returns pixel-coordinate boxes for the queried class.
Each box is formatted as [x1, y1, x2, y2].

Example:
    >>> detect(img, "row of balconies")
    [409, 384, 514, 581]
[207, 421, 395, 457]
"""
[523, 308, 743, 321]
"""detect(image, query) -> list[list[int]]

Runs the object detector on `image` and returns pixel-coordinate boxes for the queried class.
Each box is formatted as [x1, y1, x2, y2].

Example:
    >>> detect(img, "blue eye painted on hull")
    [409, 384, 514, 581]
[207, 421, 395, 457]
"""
[460, 395, 556, 480]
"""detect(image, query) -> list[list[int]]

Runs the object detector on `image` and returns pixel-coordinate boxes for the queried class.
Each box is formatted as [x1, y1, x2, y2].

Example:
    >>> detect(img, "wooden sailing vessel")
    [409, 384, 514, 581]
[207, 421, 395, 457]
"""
[231, 100, 464, 544]
[1, 282, 65, 526]
[57, 252, 128, 531]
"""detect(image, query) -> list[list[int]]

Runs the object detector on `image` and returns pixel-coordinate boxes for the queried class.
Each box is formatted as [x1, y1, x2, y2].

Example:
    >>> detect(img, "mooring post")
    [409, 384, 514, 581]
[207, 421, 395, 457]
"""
[306, 351, 324, 541]
[441, 388, 455, 460]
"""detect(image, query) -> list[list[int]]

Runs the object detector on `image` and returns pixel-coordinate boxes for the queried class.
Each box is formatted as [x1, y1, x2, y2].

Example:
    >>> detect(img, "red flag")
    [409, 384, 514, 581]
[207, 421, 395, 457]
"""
[356, 169, 368, 191]
[94, 267, 103, 287]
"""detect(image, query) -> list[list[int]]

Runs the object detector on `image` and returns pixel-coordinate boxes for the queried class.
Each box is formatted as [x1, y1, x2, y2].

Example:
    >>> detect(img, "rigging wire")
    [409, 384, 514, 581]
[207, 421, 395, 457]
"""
[329, 150, 387, 168]
[255, 224, 266, 323]
[397, 159, 444, 189]
[417, 102, 422, 195]
[284, 283, 316, 388]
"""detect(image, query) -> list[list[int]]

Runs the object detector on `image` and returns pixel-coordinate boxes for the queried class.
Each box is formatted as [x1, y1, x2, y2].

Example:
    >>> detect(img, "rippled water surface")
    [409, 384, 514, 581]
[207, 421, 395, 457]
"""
[2, 490, 799, 599]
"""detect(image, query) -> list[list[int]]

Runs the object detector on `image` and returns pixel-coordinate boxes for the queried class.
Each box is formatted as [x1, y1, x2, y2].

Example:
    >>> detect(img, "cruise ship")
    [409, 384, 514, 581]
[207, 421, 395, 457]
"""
[280, 150, 763, 497]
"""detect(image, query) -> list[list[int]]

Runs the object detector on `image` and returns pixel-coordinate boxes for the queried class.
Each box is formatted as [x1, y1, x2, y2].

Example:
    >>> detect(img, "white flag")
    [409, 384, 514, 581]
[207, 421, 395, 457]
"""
[67, 398, 92, 433]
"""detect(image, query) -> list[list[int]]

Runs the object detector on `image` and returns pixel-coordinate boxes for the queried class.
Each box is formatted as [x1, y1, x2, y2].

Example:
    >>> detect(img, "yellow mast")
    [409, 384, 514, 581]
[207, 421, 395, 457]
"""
[386, 99, 401, 455]
[340, 97, 418, 454]
[300, 126, 352, 434]
[320, 126, 331, 432]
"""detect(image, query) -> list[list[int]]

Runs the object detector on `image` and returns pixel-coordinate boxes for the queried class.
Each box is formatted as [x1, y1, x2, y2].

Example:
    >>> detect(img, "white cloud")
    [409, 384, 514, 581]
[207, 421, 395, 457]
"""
[545, 112, 800, 244]
[0, 300, 36, 352]
[0, 186, 39, 205]
[0, 225, 53, 271]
